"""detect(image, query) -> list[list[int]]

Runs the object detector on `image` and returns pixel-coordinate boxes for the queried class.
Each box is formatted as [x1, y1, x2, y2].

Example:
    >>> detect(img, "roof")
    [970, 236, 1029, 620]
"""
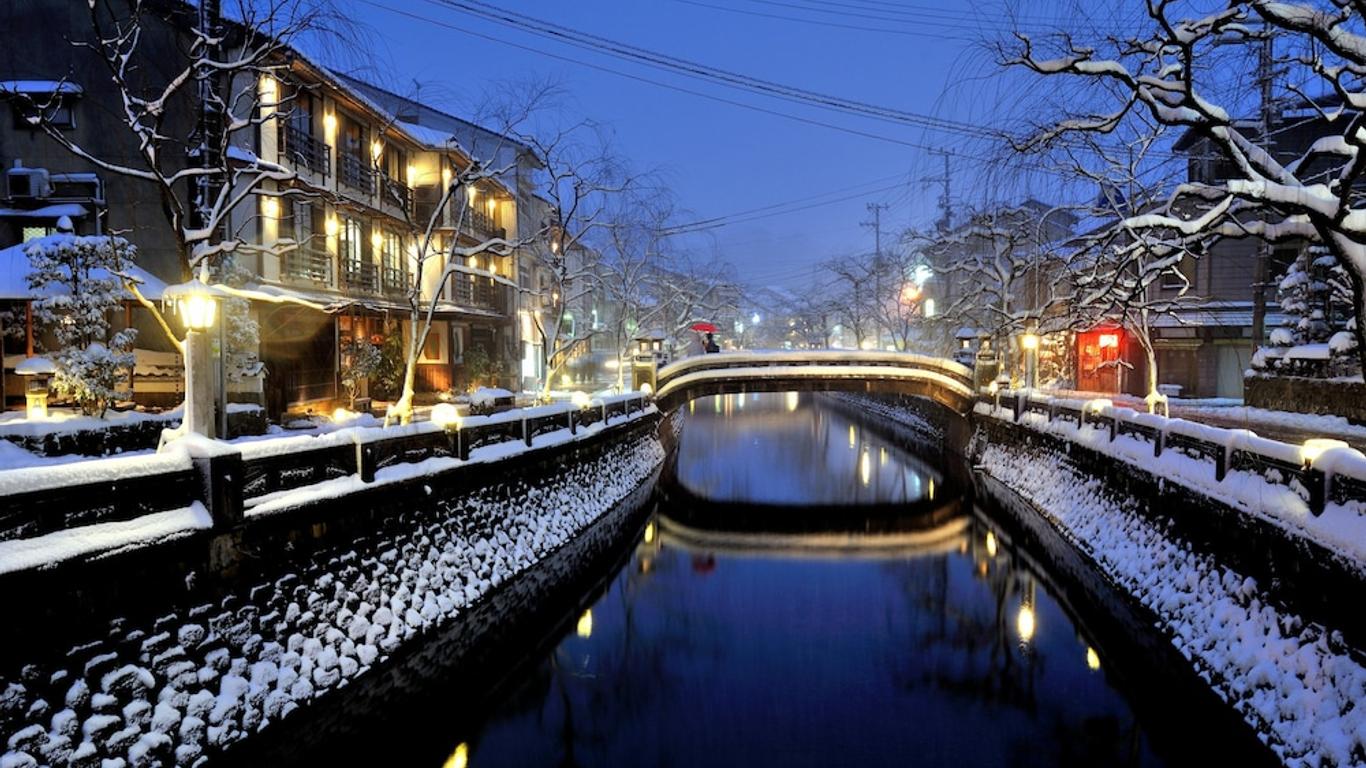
[0, 235, 168, 301]
[335, 73, 535, 157]
[1152, 301, 1286, 329]
[0, 80, 83, 96]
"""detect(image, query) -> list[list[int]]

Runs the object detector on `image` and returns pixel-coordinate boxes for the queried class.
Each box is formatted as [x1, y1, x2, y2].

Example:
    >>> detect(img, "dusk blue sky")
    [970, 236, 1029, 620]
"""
[330, 1, 1170, 289]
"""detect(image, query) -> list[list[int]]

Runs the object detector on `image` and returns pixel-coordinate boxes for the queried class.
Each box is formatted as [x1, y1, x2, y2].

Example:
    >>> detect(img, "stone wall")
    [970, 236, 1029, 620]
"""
[1245, 374, 1366, 424]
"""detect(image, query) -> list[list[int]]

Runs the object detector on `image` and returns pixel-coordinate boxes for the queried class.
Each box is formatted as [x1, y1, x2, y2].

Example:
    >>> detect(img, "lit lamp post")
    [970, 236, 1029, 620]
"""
[165, 278, 222, 438]
[1019, 331, 1040, 392]
[14, 356, 57, 420]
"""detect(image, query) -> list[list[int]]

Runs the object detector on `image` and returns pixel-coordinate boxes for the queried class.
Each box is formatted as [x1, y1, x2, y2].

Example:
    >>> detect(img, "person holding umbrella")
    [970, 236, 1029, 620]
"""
[690, 321, 721, 353]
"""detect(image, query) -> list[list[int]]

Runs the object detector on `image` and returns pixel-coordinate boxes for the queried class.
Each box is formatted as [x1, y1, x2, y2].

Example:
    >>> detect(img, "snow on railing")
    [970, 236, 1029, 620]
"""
[977, 390, 1366, 561]
[0, 395, 655, 557]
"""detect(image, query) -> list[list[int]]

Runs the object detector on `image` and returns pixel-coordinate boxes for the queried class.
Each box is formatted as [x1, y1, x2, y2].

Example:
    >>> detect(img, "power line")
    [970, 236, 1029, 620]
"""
[660, 171, 911, 234]
[422, 0, 1005, 141]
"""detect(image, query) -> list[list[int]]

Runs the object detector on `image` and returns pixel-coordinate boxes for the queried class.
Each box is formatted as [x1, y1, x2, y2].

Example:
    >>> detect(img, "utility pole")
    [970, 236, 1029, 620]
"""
[1250, 30, 1276, 350]
[927, 149, 953, 233]
[862, 202, 889, 259]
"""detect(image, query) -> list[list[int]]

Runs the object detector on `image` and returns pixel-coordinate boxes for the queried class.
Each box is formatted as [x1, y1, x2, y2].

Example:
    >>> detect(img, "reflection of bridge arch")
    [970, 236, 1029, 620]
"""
[656, 510, 969, 560]
[653, 351, 974, 415]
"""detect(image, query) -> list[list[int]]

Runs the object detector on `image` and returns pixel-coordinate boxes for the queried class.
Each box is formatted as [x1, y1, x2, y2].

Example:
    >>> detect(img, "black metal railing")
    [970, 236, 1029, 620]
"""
[282, 246, 333, 285]
[380, 173, 413, 212]
[339, 153, 375, 194]
[283, 123, 330, 178]
[341, 258, 378, 293]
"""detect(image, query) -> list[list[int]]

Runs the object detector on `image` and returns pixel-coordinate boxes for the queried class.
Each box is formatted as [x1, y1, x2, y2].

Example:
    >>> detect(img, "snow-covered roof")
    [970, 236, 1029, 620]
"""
[0, 235, 168, 301]
[0, 80, 83, 96]
[0, 203, 91, 219]
[1152, 302, 1287, 329]
[397, 120, 456, 149]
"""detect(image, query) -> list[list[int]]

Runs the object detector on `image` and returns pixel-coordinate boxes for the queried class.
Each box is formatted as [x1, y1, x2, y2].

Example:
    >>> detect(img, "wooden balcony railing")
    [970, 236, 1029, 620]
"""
[341, 258, 378, 294]
[282, 123, 330, 178]
[469, 207, 506, 240]
[379, 173, 413, 212]
[282, 246, 333, 286]
[339, 154, 375, 194]
[382, 266, 409, 296]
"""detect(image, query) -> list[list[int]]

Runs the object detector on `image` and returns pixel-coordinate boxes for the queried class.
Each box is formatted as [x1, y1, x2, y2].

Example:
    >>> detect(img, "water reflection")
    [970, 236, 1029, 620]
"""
[455, 394, 1167, 767]
[675, 393, 942, 506]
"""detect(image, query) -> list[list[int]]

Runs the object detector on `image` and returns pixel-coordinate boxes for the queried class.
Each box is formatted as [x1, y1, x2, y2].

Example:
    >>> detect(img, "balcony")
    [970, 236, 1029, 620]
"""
[282, 123, 330, 178]
[339, 154, 375, 195]
[379, 173, 413, 213]
[382, 265, 409, 296]
[469, 208, 506, 241]
[282, 246, 333, 286]
[452, 274, 507, 314]
[340, 258, 378, 294]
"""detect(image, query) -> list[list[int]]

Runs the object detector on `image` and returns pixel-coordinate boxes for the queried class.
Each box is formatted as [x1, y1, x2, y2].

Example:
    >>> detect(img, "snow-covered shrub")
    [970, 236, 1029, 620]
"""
[339, 337, 381, 406]
[24, 235, 138, 417]
[1254, 246, 1359, 378]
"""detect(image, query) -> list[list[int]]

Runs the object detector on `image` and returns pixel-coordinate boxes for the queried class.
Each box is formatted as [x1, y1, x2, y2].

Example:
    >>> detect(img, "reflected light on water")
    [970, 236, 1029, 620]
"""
[848, 424, 857, 448]
[576, 609, 593, 638]
[879, 446, 888, 466]
[644, 521, 656, 544]
[1016, 604, 1036, 643]
[442, 742, 469, 768]
[860, 449, 872, 486]
[786, 391, 799, 412]
[986, 531, 998, 558]
[928, 478, 935, 500]
[1087, 647, 1102, 671]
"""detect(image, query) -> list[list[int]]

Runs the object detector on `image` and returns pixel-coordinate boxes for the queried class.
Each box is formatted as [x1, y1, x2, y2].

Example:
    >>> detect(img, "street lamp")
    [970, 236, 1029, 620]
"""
[1020, 332, 1040, 392]
[165, 278, 222, 438]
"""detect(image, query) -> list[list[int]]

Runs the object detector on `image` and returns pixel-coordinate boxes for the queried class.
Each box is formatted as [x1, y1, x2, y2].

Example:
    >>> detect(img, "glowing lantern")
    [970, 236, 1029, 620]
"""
[15, 356, 56, 420]
[430, 402, 461, 429]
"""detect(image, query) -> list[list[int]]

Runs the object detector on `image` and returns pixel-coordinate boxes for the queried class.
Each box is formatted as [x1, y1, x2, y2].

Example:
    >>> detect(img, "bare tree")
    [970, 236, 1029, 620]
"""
[520, 120, 636, 396]
[20, 0, 350, 351]
[1006, 0, 1366, 373]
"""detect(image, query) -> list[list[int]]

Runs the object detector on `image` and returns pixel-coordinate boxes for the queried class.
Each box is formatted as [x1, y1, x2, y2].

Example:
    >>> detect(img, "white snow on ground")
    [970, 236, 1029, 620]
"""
[979, 441, 1366, 766]
[0, 430, 664, 767]
[977, 403, 1366, 569]
[1174, 405, 1366, 441]
[0, 504, 212, 576]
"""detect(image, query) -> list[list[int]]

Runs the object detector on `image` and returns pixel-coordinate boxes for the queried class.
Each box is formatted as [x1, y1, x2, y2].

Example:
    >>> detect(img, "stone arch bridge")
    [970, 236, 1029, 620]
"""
[652, 351, 976, 414]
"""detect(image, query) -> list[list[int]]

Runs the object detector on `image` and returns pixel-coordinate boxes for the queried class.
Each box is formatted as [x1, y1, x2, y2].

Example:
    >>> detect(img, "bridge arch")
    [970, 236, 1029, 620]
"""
[652, 351, 976, 415]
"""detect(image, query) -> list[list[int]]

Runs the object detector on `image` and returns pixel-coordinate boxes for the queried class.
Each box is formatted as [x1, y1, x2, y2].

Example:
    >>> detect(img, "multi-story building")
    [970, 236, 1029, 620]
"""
[0, 0, 529, 417]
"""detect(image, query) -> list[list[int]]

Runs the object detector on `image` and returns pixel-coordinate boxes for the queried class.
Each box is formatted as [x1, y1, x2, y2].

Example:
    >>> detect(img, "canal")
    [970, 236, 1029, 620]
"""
[267, 391, 1272, 768]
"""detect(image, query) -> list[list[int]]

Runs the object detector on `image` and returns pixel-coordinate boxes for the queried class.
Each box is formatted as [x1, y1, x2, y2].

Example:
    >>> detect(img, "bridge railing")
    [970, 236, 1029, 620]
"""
[980, 391, 1366, 517]
[656, 350, 974, 392]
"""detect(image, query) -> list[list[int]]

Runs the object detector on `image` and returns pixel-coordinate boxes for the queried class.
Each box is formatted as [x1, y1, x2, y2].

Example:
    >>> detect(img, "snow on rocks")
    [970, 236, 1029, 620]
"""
[0, 431, 664, 767]
[979, 440, 1366, 767]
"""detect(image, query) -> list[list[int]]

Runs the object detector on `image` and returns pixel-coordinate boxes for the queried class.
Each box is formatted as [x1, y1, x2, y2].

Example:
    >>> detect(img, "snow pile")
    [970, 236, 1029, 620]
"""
[0, 433, 664, 767]
[979, 441, 1366, 766]
[469, 387, 513, 408]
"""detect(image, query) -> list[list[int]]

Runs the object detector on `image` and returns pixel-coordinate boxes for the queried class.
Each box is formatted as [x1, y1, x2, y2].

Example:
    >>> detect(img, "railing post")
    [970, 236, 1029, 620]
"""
[1109, 416, 1117, 442]
[523, 417, 532, 447]
[192, 451, 243, 530]
[356, 439, 376, 483]
[1153, 427, 1164, 458]
[1013, 393, 1024, 423]
[602, 402, 610, 425]
[1304, 465, 1328, 516]
[568, 408, 577, 435]
[1215, 447, 1229, 482]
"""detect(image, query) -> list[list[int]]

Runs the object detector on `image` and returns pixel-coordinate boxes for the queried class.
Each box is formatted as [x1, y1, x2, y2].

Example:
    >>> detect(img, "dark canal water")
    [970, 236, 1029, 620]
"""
[436, 393, 1174, 768]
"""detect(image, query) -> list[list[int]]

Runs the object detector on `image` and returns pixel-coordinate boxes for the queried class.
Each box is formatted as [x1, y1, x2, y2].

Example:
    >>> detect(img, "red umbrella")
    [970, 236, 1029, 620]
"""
[690, 321, 718, 333]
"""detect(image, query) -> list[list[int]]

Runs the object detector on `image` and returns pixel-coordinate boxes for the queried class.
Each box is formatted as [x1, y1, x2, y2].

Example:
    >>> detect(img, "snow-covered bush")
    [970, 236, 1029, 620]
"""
[24, 235, 138, 417]
[1254, 246, 1358, 378]
[339, 337, 382, 407]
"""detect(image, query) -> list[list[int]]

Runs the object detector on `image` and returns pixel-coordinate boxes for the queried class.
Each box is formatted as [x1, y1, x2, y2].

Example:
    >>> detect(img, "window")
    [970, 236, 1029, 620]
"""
[9, 91, 76, 130]
[338, 214, 363, 263]
[21, 226, 52, 242]
[419, 323, 447, 364]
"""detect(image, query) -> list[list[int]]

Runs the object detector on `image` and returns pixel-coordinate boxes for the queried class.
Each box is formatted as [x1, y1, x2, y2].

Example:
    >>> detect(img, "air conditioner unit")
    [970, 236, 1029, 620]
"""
[6, 167, 52, 200]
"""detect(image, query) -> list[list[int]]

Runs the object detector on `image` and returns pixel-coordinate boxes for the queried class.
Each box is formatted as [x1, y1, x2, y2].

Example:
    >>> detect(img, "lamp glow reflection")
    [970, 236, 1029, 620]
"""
[576, 609, 593, 638]
[1016, 604, 1036, 642]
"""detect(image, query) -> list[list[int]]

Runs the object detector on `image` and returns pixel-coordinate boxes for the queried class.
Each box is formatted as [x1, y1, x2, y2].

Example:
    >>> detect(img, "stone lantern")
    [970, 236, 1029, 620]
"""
[14, 356, 57, 420]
